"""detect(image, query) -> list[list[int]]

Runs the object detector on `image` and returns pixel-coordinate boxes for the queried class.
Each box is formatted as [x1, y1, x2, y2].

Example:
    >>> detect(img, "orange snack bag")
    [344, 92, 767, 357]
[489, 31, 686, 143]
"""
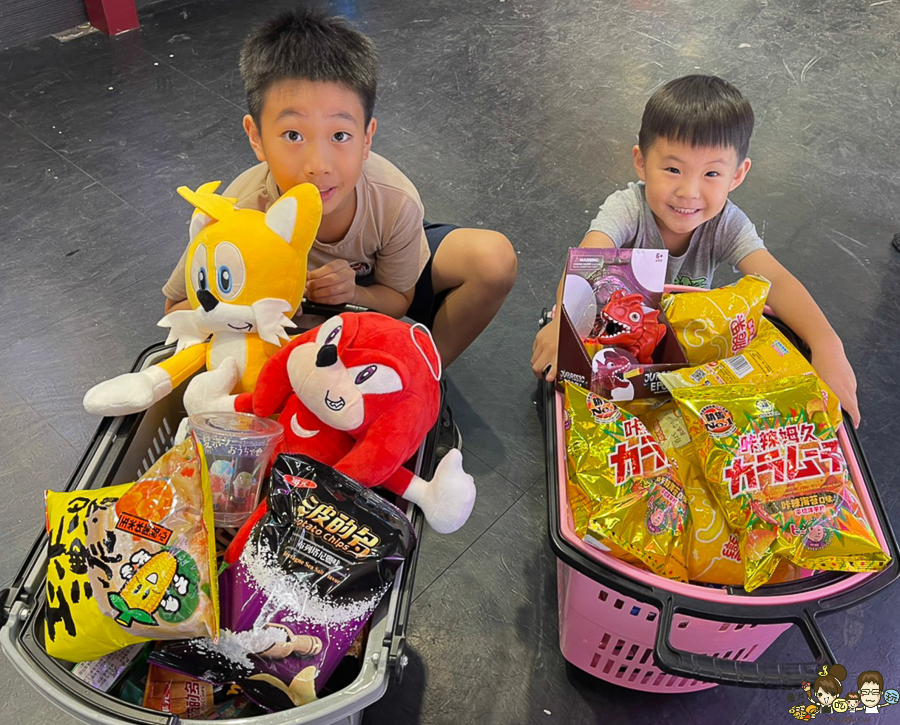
[85, 436, 219, 640]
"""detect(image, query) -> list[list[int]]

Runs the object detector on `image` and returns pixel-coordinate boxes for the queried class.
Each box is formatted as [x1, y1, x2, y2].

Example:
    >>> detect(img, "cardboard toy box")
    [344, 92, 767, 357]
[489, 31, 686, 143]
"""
[556, 248, 688, 400]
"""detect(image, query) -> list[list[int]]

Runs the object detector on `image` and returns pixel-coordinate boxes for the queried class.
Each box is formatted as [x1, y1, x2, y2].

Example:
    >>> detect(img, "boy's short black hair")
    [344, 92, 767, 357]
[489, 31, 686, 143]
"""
[240, 8, 378, 127]
[638, 75, 754, 161]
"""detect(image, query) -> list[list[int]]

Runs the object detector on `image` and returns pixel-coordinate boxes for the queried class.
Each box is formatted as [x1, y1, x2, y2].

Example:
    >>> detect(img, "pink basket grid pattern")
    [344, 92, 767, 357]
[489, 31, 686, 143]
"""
[557, 562, 790, 693]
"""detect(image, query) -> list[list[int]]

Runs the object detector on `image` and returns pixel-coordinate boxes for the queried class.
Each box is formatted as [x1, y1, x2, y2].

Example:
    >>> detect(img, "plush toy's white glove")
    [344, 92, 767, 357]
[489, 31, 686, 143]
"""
[183, 357, 240, 416]
[403, 449, 476, 534]
[158, 310, 207, 353]
[83, 366, 173, 416]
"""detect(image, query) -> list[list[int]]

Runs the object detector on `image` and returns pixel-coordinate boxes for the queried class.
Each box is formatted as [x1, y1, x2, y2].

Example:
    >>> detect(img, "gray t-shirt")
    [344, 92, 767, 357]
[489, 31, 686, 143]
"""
[587, 181, 765, 288]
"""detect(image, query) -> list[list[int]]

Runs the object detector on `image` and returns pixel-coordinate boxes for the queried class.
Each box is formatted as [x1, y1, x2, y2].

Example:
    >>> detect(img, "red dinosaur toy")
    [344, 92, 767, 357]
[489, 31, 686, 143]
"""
[589, 290, 666, 364]
[591, 348, 635, 394]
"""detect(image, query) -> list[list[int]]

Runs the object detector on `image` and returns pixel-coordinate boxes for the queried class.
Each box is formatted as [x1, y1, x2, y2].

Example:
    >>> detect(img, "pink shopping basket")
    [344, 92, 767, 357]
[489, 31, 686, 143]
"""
[542, 304, 899, 693]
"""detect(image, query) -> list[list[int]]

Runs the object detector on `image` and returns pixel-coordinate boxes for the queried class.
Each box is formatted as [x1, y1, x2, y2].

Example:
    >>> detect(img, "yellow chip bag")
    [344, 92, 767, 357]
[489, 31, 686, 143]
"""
[661, 274, 770, 364]
[44, 484, 150, 662]
[658, 317, 843, 431]
[564, 382, 689, 581]
[636, 400, 744, 586]
[566, 476, 593, 540]
[672, 376, 889, 591]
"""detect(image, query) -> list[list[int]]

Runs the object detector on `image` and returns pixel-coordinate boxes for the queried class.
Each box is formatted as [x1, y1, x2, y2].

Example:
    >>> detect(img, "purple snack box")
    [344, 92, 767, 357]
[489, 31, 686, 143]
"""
[150, 455, 417, 712]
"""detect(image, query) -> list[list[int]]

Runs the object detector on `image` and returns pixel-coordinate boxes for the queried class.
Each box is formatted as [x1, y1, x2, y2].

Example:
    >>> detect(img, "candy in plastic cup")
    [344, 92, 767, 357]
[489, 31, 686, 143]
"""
[187, 412, 283, 528]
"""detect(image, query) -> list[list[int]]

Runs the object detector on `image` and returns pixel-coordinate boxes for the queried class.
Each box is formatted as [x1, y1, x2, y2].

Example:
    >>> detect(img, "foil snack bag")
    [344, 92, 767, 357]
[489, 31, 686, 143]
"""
[633, 399, 745, 586]
[565, 382, 689, 581]
[658, 317, 843, 431]
[661, 274, 770, 365]
[671, 376, 889, 591]
[84, 436, 219, 641]
[150, 454, 417, 712]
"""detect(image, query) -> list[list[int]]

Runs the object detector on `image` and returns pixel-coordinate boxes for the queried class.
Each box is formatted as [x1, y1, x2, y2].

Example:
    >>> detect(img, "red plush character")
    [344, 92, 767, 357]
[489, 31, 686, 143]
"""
[217, 312, 475, 534]
[590, 290, 666, 364]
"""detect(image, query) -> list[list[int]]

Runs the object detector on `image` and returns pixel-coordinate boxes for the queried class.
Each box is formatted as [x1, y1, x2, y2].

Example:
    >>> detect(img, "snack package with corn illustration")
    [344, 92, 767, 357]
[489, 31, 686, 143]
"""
[85, 436, 219, 640]
[671, 376, 889, 591]
[44, 485, 151, 662]
[564, 382, 689, 581]
[658, 317, 843, 431]
[660, 274, 770, 365]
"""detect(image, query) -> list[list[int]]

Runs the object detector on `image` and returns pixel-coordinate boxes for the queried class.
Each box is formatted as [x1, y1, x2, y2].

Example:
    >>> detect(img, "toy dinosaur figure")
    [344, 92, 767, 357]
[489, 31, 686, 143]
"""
[591, 348, 634, 393]
[591, 290, 666, 364]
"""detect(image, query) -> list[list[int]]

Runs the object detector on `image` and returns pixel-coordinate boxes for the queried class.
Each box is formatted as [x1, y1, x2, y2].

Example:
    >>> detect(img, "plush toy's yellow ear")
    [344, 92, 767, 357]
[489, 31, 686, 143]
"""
[188, 209, 214, 241]
[177, 182, 239, 224]
[264, 183, 322, 258]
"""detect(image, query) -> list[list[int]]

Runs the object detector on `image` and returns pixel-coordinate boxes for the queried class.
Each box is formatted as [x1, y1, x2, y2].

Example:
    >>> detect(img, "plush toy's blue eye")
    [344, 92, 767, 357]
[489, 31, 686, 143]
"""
[212, 243, 245, 300]
[198, 267, 208, 291]
[355, 365, 377, 385]
[218, 266, 232, 293]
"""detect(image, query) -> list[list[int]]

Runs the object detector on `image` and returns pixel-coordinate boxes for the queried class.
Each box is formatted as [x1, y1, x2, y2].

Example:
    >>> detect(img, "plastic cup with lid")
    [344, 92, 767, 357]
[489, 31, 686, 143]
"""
[187, 412, 283, 527]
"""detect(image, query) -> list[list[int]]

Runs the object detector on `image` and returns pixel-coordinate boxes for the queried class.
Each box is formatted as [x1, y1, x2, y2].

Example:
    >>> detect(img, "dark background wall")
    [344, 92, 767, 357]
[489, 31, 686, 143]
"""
[0, 0, 87, 50]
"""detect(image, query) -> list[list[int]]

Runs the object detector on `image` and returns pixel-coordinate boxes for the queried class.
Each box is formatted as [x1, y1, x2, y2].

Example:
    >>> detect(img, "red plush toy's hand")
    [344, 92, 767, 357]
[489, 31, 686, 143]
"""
[333, 395, 436, 494]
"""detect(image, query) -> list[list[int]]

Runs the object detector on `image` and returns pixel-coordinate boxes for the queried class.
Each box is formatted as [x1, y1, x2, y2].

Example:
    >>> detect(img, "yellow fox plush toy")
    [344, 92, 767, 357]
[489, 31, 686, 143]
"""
[83, 181, 321, 417]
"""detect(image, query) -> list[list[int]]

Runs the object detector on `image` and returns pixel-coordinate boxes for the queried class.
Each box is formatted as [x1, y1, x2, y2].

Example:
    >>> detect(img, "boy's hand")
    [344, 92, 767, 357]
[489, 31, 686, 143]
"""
[531, 318, 560, 381]
[811, 342, 860, 428]
[306, 260, 357, 306]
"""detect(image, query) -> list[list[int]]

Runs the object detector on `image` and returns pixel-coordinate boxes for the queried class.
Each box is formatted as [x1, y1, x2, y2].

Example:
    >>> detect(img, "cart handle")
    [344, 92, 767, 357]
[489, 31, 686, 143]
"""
[653, 594, 835, 688]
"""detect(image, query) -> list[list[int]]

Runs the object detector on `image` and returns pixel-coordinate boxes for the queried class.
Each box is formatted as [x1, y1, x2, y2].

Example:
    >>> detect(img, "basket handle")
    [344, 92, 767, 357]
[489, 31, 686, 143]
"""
[652, 594, 835, 688]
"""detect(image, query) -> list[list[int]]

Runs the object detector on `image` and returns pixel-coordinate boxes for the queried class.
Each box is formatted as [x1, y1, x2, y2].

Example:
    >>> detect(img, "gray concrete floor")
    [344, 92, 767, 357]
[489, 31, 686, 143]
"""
[1, 0, 898, 723]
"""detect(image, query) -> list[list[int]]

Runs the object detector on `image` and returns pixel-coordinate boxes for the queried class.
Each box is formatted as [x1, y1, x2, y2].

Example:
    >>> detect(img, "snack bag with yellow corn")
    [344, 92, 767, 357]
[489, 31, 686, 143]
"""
[85, 435, 219, 640]
[565, 382, 689, 581]
[44, 485, 151, 662]
[660, 274, 770, 364]
[658, 316, 843, 431]
[671, 376, 889, 591]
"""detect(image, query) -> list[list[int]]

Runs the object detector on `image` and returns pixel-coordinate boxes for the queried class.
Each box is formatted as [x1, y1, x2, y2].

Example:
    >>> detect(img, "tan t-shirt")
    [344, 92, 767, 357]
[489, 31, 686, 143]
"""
[162, 152, 430, 300]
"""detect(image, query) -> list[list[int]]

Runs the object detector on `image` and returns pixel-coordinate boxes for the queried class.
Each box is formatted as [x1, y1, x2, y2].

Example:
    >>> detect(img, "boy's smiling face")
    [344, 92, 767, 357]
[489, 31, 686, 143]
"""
[244, 79, 375, 235]
[633, 137, 751, 252]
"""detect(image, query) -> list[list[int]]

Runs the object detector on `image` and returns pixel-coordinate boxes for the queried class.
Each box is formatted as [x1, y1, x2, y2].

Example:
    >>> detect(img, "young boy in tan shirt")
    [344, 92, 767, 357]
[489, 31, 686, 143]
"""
[164, 9, 517, 372]
[532, 75, 859, 426]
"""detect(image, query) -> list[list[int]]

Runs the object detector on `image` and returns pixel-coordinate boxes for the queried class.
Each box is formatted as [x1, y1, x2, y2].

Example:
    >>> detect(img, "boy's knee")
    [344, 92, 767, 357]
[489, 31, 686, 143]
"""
[471, 230, 517, 293]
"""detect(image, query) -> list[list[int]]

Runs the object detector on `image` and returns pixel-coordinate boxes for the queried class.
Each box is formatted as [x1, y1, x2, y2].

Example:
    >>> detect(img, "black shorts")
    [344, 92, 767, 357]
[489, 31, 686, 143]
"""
[407, 221, 458, 328]
[357, 221, 458, 329]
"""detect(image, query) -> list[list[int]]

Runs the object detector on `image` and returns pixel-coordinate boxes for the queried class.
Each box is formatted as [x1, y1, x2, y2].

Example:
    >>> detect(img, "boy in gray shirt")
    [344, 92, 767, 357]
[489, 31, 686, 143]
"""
[532, 75, 860, 426]
[586, 180, 763, 289]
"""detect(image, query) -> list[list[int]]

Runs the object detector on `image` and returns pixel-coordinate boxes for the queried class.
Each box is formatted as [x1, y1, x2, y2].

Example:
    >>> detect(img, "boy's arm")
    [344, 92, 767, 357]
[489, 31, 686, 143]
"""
[164, 298, 192, 314]
[353, 282, 415, 317]
[306, 259, 415, 317]
[531, 231, 616, 380]
[737, 249, 860, 427]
